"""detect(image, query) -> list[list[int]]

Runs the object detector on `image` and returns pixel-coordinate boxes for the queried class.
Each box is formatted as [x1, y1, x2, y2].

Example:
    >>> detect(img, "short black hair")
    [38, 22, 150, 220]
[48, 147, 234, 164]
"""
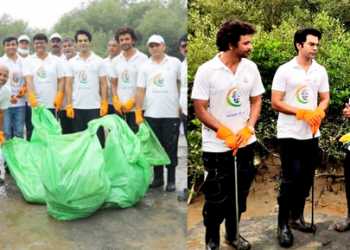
[33, 33, 48, 43]
[75, 29, 92, 42]
[179, 34, 187, 45]
[294, 28, 322, 53]
[216, 19, 256, 52]
[3, 36, 17, 46]
[115, 26, 137, 42]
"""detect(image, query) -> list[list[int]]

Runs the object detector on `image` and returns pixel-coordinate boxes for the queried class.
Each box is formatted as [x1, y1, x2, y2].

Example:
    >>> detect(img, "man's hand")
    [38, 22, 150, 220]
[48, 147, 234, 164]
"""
[112, 96, 123, 116]
[53, 91, 64, 112]
[10, 95, 17, 104]
[216, 125, 239, 155]
[65, 104, 74, 119]
[16, 87, 27, 98]
[28, 92, 38, 108]
[0, 131, 6, 143]
[122, 98, 135, 113]
[100, 99, 108, 116]
[236, 126, 254, 148]
[135, 109, 144, 125]
[344, 103, 350, 118]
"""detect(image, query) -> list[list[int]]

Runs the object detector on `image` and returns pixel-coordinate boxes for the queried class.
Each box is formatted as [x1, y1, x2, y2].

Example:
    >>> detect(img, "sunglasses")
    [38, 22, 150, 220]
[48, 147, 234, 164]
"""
[180, 44, 187, 48]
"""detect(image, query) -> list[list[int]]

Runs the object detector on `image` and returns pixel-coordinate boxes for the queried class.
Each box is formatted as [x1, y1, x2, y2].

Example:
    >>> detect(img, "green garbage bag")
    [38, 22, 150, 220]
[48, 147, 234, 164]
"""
[89, 115, 151, 208]
[2, 138, 46, 203]
[38, 123, 110, 220]
[136, 122, 171, 166]
[2, 105, 60, 204]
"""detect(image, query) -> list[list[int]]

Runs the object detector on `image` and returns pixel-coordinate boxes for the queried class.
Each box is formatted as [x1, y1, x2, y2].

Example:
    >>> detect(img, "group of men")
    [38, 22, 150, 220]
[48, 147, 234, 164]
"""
[192, 19, 350, 249]
[0, 27, 188, 194]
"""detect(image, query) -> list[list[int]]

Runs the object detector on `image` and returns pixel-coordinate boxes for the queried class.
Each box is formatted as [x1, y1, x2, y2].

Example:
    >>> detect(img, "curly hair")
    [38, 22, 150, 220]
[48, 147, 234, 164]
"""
[115, 26, 137, 42]
[216, 19, 256, 52]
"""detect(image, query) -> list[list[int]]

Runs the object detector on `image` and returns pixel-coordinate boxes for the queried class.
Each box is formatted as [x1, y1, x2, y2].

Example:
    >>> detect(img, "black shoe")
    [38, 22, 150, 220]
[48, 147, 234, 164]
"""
[149, 179, 164, 188]
[277, 223, 293, 247]
[289, 216, 315, 233]
[225, 234, 251, 250]
[178, 189, 187, 201]
[206, 239, 220, 250]
[165, 182, 176, 192]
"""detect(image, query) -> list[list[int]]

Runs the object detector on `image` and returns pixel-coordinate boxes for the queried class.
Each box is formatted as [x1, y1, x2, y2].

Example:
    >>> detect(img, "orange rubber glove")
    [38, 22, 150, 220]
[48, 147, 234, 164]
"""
[135, 109, 144, 125]
[236, 126, 254, 148]
[216, 125, 239, 155]
[10, 95, 17, 104]
[16, 87, 27, 98]
[112, 96, 123, 116]
[122, 98, 135, 113]
[100, 99, 108, 116]
[0, 131, 5, 143]
[65, 104, 74, 119]
[310, 107, 326, 135]
[28, 92, 38, 108]
[296, 109, 320, 126]
[53, 91, 64, 112]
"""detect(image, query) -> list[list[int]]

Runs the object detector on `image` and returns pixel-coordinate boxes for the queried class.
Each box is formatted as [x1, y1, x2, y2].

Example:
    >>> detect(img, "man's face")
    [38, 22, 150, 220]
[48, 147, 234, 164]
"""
[108, 39, 121, 57]
[298, 35, 319, 60]
[0, 66, 9, 86]
[148, 43, 166, 58]
[50, 38, 62, 54]
[118, 33, 134, 52]
[19, 40, 29, 50]
[4, 40, 18, 56]
[33, 39, 47, 53]
[76, 34, 91, 53]
[179, 41, 187, 57]
[62, 41, 76, 57]
[234, 35, 252, 59]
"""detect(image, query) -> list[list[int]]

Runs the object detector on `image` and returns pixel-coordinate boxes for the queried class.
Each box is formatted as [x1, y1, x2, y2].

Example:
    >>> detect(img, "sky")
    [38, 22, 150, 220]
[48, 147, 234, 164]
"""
[0, 0, 92, 30]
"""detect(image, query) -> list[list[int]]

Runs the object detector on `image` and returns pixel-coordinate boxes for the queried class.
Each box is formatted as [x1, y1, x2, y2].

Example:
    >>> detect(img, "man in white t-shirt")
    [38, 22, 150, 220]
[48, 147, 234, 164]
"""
[17, 35, 31, 59]
[135, 34, 181, 192]
[271, 28, 330, 247]
[22, 33, 65, 141]
[111, 26, 148, 133]
[0, 36, 26, 140]
[0, 65, 12, 143]
[65, 29, 108, 147]
[191, 19, 265, 250]
[49, 33, 64, 58]
[104, 38, 121, 115]
[58, 37, 78, 134]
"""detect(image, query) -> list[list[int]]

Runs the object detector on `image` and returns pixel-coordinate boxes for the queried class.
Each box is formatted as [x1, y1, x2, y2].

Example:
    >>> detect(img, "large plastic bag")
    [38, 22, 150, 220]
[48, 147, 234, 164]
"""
[136, 122, 171, 166]
[89, 115, 151, 208]
[1, 105, 59, 204]
[39, 126, 111, 220]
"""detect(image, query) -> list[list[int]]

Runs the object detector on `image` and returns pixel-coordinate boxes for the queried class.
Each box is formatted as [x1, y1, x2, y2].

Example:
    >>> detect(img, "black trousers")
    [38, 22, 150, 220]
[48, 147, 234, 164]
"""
[115, 110, 139, 134]
[145, 117, 180, 168]
[344, 151, 350, 214]
[277, 138, 318, 224]
[202, 143, 256, 243]
[72, 108, 105, 148]
[58, 110, 74, 134]
[26, 106, 55, 141]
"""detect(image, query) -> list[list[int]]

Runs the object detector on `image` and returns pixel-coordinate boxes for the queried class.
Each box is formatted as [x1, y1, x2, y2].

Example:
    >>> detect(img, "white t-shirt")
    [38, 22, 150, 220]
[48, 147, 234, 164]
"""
[137, 54, 181, 118]
[65, 51, 106, 109]
[0, 54, 26, 107]
[22, 53, 65, 109]
[103, 57, 113, 105]
[272, 57, 329, 139]
[179, 57, 187, 116]
[191, 53, 265, 152]
[0, 84, 11, 109]
[110, 49, 148, 111]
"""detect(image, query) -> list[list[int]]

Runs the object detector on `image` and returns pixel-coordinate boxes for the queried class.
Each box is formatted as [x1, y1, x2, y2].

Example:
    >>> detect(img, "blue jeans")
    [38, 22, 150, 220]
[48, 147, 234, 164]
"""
[3, 106, 26, 140]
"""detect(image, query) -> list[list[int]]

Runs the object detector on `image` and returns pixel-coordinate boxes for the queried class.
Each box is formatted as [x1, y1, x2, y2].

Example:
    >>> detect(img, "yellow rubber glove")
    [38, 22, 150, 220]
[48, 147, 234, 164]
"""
[28, 92, 38, 108]
[0, 131, 5, 143]
[340, 133, 350, 144]
[216, 125, 239, 155]
[122, 98, 135, 113]
[236, 126, 254, 148]
[112, 96, 123, 116]
[100, 99, 108, 116]
[10, 95, 17, 104]
[16, 87, 27, 98]
[135, 109, 144, 125]
[53, 91, 64, 112]
[65, 104, 74, 119]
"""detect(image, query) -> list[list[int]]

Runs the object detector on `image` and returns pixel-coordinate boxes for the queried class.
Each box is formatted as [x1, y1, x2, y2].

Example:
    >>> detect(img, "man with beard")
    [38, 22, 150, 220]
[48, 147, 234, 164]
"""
[65, 29, 108, 147]
[110, 26, 147, 133]
[0, 65, 12, 143]
[271, 28, 329, 247]
[0, 36, 26, 140]
[191, 19, 264, 250]
[104, 38, 121, 115]
[49, 33, 64, 58]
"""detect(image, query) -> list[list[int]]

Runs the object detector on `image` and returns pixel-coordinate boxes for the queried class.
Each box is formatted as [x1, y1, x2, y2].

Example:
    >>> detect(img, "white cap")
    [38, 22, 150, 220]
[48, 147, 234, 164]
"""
[18, 35, 30, 43]
[146, 35, 165, 46]
[49, 32, 62, 41]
